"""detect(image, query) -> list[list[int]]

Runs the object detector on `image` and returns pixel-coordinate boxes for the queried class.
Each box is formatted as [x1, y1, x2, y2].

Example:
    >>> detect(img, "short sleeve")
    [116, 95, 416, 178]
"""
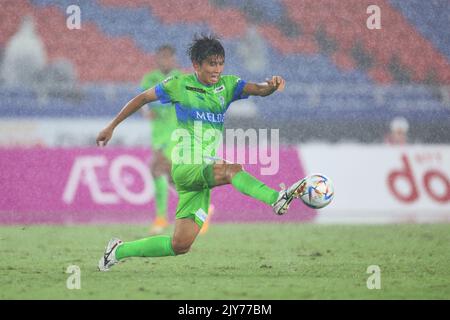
[154, 76, 179, 104]
[232, 78, 249, 102]
[222, 75, 249, 103]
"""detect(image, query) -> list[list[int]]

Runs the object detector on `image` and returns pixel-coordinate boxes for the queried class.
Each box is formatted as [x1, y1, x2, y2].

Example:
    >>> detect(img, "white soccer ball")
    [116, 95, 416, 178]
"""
[299, 174, 334, 209]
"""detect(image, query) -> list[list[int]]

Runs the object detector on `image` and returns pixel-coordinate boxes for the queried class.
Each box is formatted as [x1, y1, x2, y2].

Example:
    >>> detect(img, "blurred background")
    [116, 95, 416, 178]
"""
[0, 0, 449, 224]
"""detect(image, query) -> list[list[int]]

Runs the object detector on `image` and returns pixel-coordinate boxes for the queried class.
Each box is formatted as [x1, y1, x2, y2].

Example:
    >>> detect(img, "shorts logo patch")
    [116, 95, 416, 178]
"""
[195, 208, 208, 222]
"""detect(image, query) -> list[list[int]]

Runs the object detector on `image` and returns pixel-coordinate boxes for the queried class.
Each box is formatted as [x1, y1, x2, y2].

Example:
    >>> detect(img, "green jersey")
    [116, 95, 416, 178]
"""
[154, 73, 248, 164]
[140, 69, 182, 155]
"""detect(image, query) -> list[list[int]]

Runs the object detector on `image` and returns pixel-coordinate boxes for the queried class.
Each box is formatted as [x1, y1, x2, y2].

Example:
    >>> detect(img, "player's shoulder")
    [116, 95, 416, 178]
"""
[176, 73, 193, 81]
[220, 74, 242, 81]
[161, 73, 185, 86]
[219, 75, 245, 91]
[220, 74, 245, 85]
[166, 73, 204, 87]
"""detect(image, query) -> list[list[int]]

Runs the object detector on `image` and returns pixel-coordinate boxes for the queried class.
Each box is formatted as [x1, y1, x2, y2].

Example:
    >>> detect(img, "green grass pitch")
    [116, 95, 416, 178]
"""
[0, 223, 449, 299]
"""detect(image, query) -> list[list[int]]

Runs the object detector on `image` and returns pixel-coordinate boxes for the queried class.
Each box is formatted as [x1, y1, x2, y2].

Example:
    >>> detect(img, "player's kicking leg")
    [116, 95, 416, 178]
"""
[271, 179, 306, 215]
[211, 162, 306, 215]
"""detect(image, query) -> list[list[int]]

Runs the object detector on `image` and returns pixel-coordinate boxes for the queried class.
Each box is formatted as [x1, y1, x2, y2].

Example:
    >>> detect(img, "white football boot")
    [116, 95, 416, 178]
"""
[272, 178, 307, 215]
[98, 237, 123, 272]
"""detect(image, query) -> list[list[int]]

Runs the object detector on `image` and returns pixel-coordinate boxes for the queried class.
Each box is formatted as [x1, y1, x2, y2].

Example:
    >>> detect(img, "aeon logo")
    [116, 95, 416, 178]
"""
[387, 154, 450, 203]
[63, 155, 153, 205]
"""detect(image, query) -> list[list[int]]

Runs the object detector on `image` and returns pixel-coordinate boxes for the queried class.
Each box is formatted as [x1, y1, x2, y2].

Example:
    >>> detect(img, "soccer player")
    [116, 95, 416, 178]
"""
[96, 35, 305, 271]
[140, 45, 182, 235]
[141, 45, 214, 235]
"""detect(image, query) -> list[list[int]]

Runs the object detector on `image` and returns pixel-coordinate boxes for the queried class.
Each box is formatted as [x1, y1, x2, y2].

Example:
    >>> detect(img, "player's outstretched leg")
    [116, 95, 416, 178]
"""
[271, 179, 306, 215]
[212, 163, 305, 215]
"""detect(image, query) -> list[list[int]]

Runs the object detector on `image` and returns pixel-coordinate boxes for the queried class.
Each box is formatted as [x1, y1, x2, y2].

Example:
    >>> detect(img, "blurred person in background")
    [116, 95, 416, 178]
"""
[385, 116, 409, 145]
[0, 15, 46, 87]
[140, 45, 214, 235]
[237, 25, 268, 76]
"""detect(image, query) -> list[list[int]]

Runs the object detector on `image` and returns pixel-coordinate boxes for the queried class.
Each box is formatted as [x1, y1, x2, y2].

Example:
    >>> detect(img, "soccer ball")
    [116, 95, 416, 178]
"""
[299, 174, 334, 209]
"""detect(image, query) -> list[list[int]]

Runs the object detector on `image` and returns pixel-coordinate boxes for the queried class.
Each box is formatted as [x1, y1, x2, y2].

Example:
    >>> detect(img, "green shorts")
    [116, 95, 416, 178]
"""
[171, 163, 216, 227]
[151, 126, 176, 160]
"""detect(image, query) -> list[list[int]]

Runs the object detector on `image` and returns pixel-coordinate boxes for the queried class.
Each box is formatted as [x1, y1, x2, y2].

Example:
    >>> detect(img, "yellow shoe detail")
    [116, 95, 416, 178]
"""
[149, 216, 169, 235]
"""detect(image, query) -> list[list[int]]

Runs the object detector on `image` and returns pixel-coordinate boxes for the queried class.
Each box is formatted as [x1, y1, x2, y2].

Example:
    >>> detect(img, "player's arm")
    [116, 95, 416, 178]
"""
[140, 78, 159, 120]
[242, 76, 285, 97]
[96, 88, 158, 146]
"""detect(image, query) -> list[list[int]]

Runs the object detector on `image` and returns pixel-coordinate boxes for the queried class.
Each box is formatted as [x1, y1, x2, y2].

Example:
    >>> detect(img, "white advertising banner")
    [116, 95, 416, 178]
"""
[0, 118, 150, 147]
[299, 144, 450, 223]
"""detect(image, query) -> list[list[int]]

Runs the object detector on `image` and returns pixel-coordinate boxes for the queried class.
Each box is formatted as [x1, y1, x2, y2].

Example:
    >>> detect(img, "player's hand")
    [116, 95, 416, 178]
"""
[96, 127, 113, 147]
[266, 76, 285, 92]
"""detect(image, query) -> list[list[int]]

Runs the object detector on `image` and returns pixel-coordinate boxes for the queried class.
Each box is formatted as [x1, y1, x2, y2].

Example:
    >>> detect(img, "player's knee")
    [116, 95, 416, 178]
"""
[150, 165, 157, 176]
[171, 239, 191, 255]
[151, 162, 164, 177]
[150, 161, 159, 175]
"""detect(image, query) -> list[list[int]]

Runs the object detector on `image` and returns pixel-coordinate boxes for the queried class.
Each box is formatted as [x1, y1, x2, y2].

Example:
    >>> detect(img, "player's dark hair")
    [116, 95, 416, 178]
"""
[187, 34, 225, 65]
[157, 44, 175, 54]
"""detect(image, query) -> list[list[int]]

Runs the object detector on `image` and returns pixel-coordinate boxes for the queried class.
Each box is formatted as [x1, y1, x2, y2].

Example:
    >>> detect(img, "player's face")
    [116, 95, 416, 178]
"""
[194, 55, 224, 85]
[156, 49, 176, 74]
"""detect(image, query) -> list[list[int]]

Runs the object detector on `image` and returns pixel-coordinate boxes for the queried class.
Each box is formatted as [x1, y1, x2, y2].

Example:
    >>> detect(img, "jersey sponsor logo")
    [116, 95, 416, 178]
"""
[214, 85, 225, 93]
[219, 96, 225, 108]
[185, 86, 206, 94]
[175, 104, 225, 124]
[194, 110, 224, 123]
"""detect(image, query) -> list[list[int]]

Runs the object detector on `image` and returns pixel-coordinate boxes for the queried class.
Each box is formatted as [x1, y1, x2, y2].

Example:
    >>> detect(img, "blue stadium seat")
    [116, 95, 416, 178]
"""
[389, 0, 450, 60]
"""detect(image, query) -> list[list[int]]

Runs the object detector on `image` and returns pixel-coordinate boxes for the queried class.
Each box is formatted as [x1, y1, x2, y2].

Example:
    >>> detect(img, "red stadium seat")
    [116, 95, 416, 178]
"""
[3, 0, 449, 84]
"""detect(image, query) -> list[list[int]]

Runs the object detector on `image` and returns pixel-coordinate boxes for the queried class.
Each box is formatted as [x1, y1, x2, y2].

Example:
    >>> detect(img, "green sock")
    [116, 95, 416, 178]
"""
[115, 235, 176, 260]
[154, 175, 168, 218]
[231, 171, 279, 205]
